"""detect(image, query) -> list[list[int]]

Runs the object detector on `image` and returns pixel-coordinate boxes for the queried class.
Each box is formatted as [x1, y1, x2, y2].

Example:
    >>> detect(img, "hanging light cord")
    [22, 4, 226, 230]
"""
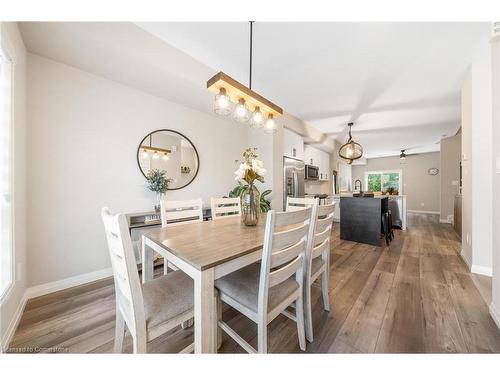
[249, 21, 254, 89]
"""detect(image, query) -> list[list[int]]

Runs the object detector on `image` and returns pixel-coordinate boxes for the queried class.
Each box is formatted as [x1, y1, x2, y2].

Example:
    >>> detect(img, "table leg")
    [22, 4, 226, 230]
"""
[194, 268, 216, 353]
[141, 237, 153, 283]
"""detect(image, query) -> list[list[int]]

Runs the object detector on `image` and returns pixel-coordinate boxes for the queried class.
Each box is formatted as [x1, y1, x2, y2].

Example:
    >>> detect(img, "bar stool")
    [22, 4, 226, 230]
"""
[381, 212, 391, 246]
[388, 210, 395, 240]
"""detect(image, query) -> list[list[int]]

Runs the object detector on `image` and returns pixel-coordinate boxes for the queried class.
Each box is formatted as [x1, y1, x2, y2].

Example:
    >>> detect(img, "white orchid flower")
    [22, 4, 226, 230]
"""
[251, 158, 266, 176]
[234, 162, 248, 181]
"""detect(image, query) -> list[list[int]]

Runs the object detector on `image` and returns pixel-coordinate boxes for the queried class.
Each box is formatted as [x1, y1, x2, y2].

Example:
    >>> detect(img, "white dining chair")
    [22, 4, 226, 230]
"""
[160, 198, 204, 227]
[214, 206, 316, 353]
[210, 197, 241, 220]
[286, 196, 319, 212]
[158, 198, 204, 274]
[304, 202, 336, 343]
[101, 207, 194, 353]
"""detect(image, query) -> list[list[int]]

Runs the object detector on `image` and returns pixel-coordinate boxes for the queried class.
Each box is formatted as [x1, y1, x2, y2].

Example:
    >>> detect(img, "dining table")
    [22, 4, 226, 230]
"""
[141, 214, 267, 353]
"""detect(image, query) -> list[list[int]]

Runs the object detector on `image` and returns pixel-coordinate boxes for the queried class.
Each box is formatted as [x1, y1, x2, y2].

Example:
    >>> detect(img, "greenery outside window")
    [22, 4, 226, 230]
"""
[364, 170, 402, 194]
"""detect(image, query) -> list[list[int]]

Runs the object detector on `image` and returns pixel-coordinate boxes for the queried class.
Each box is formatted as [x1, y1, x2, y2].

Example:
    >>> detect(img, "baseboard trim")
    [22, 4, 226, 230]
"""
[1, 267, 113, 351]
[460, 249, 472, 270]
[471, 265, 493, 277]
[1, 291, 28, 352]
[490, 302, 500, 331]
[26, 267, 113, 300]
[439, 219, 452, 224]
[408, 210, 441, 215]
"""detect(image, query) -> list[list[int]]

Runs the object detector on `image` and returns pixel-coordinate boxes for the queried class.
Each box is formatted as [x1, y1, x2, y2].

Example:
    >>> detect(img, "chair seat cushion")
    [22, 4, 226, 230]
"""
[215, 263, 299, 314]
[142, 270, 193, 329]
[311, 257, 325, 277]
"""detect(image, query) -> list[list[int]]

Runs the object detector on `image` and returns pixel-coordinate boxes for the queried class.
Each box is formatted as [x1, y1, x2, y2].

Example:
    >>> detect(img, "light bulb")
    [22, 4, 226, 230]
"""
[141, 149, 149, 158]
[264, 114, 276, 133]
[251, 107, 264, 128]
[153, 151, 159, 160]
[346, 144, 354, 158]
[233, 99, 249, 123]
[162, 153, 169, 161]
[214, 88, 231, 116]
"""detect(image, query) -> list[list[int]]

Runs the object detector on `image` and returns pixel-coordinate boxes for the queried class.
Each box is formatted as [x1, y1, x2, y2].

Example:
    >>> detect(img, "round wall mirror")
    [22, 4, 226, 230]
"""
[137, 129, 200, 190]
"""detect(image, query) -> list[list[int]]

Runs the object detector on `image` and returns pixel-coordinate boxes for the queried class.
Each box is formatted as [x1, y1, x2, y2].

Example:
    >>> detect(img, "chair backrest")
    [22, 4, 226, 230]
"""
[101, 207, 145, 336]
[306, 202, 336, 277]
[257, 206, 316, 317]
[286, 196, 319, 212]
[211, 197, 241, 220]
[160, 198, 204, 227]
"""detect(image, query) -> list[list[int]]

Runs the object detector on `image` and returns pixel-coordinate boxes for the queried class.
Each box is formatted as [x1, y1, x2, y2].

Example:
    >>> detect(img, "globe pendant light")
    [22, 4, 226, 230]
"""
[214, 87, 231, 115]
[264, 114, 276, 133]
[234, 98, 250, 122]
[251, 106, 264, 128]
[339, 122, 363, 162]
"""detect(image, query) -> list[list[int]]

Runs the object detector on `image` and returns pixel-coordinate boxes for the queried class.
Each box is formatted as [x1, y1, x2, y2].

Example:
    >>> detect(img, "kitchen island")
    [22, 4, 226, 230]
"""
[340, 196, 389, 246]
[331, 194, 407, 230]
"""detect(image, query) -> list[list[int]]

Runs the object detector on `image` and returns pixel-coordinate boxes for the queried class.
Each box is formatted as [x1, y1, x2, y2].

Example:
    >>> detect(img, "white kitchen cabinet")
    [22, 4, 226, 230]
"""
[304, 144, 314, 165]
[320, 150, 330, 181]
[283, 128, 304, 160]
[304, 144, 331, 181]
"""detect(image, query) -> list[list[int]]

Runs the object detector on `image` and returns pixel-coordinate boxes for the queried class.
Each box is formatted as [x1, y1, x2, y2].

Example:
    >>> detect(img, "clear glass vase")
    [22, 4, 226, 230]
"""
[155, 192, 163, 213]
[241, 183, 260, 226]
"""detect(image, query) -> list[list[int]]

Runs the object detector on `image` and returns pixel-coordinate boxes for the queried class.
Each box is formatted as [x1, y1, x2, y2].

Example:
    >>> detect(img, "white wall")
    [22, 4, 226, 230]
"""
[440, 133, 461, 223]
[26, 53, 272, 287]
[490, 33, 500, 329]
[461, 57, 493, 275]
[351, 152, 441, 212]
[0, 22, 27, 351]
[461, 69, 473, 267]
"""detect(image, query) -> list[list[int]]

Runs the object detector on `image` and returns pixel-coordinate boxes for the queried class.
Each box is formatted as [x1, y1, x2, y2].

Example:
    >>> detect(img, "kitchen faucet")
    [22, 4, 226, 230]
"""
[354, 179, 362, 192]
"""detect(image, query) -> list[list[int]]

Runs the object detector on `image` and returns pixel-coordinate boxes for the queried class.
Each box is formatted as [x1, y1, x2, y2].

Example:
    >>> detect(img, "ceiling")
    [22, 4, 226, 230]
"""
[137, 22, 491, 158]
[19, 22, 491, 159]
[19, 22, 219, 116]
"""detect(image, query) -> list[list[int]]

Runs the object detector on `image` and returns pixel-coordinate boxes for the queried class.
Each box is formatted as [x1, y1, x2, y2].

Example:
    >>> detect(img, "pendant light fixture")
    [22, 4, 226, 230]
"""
[338, 122, 363, 162]
[207, 21, 283, 132]
[214, 88, 231, 116]
[400, 149, 406, 160]
[139, 134, 172, 158]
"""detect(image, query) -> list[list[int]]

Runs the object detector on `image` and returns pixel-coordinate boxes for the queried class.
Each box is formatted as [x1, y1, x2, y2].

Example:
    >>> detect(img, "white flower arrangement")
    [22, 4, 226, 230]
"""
[234, 147, 266, 184]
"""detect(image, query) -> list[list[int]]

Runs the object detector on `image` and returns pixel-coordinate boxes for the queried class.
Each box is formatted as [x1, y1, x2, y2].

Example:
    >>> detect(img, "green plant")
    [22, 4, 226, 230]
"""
[228, 181, 247, 199]
[145, 169, 172, 194]
[259, 189, 272, 213]
[227, 183, 272, 213]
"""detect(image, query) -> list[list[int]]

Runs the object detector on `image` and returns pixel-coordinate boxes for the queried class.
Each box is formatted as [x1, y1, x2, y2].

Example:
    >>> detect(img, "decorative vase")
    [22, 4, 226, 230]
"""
[155, 192, 163, 213]
[241, 183, 260, 226]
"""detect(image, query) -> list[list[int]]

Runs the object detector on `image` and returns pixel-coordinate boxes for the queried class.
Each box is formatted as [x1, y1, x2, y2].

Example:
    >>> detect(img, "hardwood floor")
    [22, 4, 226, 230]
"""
[7, 213, 500, 353]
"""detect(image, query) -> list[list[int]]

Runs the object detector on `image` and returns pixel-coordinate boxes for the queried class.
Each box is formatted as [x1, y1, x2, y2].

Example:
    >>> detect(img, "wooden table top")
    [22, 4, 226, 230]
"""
[143, 215, 267, 271]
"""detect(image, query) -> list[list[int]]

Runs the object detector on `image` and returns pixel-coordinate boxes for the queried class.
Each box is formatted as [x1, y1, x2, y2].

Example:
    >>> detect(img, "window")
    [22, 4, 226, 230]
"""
[365, 170, 402, 194]
[0, 44, 13, 299]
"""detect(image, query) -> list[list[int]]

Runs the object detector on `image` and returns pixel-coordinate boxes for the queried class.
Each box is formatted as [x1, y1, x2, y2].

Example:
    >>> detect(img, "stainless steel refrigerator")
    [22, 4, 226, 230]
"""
[283, 156, 305, 210]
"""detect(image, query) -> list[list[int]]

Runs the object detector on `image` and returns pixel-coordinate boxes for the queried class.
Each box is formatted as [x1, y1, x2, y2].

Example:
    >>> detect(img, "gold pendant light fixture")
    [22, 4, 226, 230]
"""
[207, 21, 282, 133]
[140, 133, 171, 160]
[339, 122, 363, 163]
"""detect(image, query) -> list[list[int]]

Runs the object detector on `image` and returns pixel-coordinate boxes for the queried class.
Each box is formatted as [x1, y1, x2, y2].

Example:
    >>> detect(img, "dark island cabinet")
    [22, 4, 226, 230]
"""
[340, 197, 388, 246]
